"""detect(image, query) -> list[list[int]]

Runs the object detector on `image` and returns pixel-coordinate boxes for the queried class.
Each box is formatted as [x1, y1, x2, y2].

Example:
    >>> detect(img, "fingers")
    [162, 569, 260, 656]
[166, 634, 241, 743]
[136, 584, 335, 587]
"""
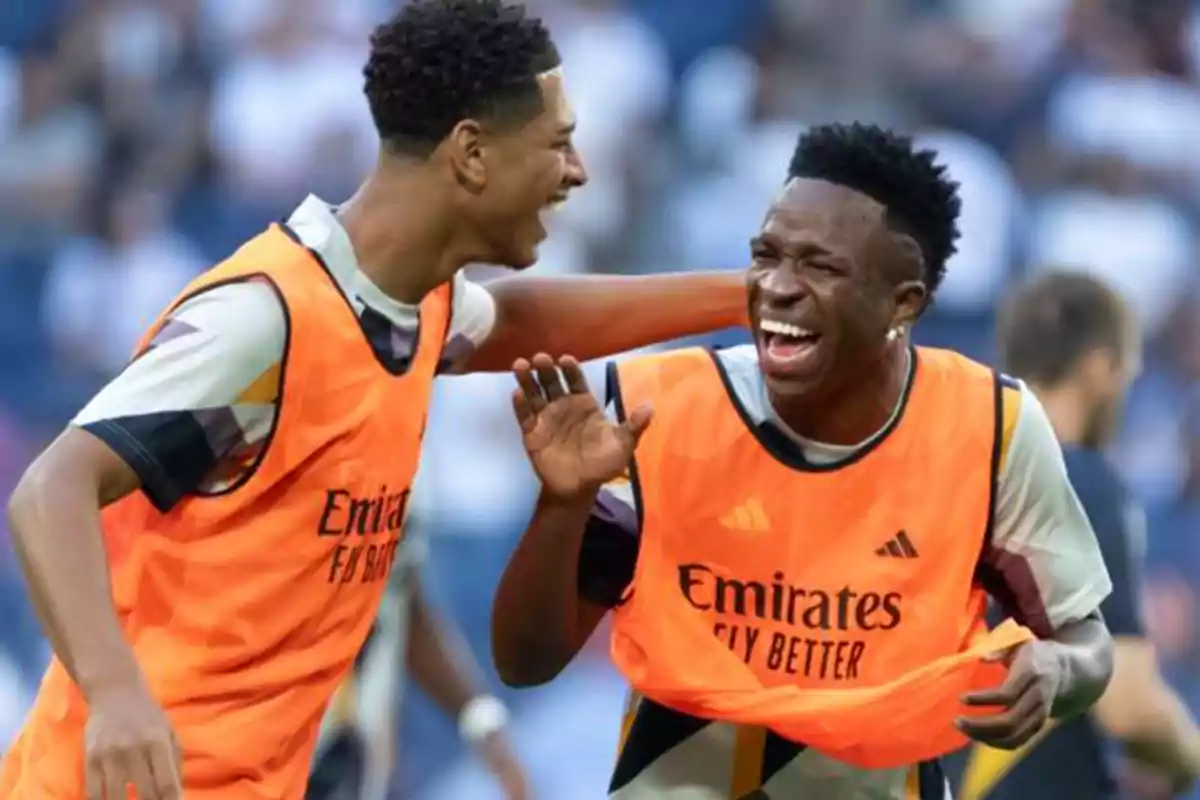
[86, 743, 182, 800]
[532, 353, 567, 401]
[513, 359, 546, 414]
[511, 389, 535, 432]
[123, 749, 159, 800]
[512, 354, 590, 410]
[85, 760, 104, 800]
[624, 404, 654, 442]
[559, 356, 590, 395]
[961, 666, 1035, 707]
[101, 760, 124, 800]
[147, 741, 183, 800]
[956, 686, 1047, 748]
[956, 706, 1046, 749]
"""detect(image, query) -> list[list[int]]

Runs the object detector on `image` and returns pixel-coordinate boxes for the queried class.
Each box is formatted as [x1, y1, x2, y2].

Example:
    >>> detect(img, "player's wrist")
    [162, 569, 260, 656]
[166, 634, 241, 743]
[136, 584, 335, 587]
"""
[458, 694, 509, 744]
[77, 650, 148, 703]
[538, 483, 600, 510]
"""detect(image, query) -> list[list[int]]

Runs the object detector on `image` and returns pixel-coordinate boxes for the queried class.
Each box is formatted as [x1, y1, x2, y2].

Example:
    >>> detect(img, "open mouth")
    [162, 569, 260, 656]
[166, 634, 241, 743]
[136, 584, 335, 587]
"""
[535, 194, 569, 233]
[758, 318, 822, 369]
[529, 195, 570, 247]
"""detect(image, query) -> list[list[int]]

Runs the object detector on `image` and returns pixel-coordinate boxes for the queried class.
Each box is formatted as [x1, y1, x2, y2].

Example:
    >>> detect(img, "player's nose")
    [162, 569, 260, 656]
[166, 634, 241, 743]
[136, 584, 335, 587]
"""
[758, 266, 807, 307]
[564, 148, 588, 189]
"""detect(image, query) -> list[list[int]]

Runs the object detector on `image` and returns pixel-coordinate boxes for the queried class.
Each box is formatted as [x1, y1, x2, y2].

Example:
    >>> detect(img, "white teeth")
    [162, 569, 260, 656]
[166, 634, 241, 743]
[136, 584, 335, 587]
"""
[760, 319, 813, 338]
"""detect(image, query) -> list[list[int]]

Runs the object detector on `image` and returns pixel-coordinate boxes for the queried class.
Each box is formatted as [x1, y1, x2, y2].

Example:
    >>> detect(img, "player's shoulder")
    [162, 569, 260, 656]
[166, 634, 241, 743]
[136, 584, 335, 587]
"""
[160, 278, 287, 359]
[994, 375, 1024, 464]
[447, 271, 497, 346]
[995, 377, 1071, 480]
[73, 279, 288, 429]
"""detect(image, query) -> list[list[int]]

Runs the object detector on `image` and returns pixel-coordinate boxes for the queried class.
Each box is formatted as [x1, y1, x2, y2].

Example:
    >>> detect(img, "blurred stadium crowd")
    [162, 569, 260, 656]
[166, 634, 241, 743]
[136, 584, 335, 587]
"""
[0, 0, 1198, 797]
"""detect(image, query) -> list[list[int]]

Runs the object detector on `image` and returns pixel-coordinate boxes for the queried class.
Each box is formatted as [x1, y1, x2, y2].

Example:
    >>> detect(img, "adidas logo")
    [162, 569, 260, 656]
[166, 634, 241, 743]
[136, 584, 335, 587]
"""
[719, 497, 770, 532]
[875, 530, 918, 558]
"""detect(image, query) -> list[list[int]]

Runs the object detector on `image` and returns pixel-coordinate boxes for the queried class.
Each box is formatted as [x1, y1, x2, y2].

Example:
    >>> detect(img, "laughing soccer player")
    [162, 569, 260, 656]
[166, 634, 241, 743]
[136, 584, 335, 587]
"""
[0, 2, 747, 798]
[492, 123, 1116, 799]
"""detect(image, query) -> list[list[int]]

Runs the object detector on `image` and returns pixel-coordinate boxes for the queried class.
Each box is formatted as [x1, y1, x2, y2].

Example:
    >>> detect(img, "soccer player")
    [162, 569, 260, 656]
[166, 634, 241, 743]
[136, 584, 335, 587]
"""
[491, 123, 1116, 799]
[944, 271, 1200, 799]
[307, 531, 526, 800]
[0, 2, 748, 799]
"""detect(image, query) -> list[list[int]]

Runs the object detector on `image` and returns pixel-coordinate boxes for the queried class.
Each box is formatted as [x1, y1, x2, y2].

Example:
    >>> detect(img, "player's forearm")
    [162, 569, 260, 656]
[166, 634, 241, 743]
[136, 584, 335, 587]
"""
[408, 587, 483, 717]
[1115, 684, 1200, 779]
[492, 489, 598, 687]
[7, 461, 141, 698]
[1047, 613, 1114, 718]
[465, 272, 747, 372]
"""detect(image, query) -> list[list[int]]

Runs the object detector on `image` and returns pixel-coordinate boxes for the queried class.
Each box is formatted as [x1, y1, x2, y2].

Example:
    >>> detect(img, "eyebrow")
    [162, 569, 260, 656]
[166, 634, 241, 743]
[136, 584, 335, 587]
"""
[556, 121, 577, 137]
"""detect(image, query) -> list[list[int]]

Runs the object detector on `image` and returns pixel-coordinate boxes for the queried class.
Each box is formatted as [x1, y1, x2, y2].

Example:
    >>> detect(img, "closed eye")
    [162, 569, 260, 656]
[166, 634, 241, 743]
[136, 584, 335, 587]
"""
[750, 241, 777, 262]
[805, 260, 843, 276]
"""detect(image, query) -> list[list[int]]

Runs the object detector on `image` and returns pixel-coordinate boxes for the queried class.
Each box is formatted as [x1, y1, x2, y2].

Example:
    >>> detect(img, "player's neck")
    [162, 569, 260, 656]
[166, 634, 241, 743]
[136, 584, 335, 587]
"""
[1028, 383, 1088, 448]
[769, 343, 910, 447]
[336, 169, 476, 305]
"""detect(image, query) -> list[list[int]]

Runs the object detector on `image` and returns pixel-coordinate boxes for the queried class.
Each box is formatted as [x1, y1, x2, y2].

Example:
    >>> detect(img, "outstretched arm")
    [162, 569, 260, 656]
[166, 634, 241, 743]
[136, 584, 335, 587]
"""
[492, 355, 649, 686]
[463, 272, 746, 372]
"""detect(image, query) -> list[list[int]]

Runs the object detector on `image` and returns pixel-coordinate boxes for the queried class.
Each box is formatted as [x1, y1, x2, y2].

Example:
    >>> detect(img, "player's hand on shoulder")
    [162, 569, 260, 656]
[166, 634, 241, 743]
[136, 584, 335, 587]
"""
[85, 678, 182, 800]
[510, 353, 651, 501]
[955, 640, 1061, 750]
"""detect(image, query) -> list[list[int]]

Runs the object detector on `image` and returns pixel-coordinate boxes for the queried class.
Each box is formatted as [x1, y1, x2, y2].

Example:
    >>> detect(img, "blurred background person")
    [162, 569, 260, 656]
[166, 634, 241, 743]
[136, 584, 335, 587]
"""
[945, 270, 1200, 799]
[0, 0, 1197, 798]
[308, 523, 528, 800]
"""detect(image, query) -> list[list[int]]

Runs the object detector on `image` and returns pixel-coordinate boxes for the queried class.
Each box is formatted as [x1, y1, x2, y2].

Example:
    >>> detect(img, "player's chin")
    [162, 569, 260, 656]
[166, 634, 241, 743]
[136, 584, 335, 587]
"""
[497, 220, 547, 269]
[762, 370, 826, 400]
[758, 351, 834, 400]
[496, 241, 540, 270]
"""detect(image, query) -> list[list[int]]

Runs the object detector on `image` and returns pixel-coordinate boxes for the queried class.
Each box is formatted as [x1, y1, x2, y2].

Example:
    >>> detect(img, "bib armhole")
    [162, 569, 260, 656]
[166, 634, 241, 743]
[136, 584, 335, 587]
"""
[606, 360, 644, 607]
[976, 370, 1006, 569]
[134, 272, 291, 505]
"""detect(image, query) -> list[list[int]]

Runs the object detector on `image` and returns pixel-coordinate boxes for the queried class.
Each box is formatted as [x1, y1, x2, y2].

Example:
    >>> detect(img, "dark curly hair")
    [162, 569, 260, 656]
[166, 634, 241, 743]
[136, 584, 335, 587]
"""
[364, 0, 561, 155]
[788, 122, 961, 297]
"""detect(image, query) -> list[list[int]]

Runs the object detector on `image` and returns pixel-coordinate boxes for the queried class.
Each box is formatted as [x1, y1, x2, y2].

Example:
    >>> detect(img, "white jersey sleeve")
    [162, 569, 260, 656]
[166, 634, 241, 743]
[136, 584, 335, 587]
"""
[72, 280, 287, 511]
[980, 382, 1113, 636]
[438, 274, 498, 371]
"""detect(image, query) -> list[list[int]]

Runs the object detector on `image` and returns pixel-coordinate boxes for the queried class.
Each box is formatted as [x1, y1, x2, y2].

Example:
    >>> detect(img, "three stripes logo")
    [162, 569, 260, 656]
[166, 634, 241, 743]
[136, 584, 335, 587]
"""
[875, 530, 919, 559]
[719, 497, 771, 532]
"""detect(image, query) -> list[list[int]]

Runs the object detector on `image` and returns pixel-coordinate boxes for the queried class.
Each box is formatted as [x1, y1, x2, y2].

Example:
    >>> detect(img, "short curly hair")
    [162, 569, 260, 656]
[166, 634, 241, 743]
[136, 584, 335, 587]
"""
[364, 0, 561, 155]
[788, 122, 961, 297]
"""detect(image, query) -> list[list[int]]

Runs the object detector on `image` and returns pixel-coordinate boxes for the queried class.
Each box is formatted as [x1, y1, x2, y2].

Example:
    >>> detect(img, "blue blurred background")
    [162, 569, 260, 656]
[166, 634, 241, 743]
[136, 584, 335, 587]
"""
[0, 0, 1198, 797]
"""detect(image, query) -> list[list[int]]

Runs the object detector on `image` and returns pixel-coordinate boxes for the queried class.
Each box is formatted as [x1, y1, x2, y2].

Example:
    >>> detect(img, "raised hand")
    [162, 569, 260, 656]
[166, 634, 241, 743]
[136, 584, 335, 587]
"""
[511, 353, 652, 500]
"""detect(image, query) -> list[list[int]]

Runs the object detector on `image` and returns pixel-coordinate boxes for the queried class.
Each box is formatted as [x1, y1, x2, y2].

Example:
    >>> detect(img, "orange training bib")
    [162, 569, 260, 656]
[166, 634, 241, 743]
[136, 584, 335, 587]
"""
[2, 224, 452, 799]
[607, 346, 1033, 769]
